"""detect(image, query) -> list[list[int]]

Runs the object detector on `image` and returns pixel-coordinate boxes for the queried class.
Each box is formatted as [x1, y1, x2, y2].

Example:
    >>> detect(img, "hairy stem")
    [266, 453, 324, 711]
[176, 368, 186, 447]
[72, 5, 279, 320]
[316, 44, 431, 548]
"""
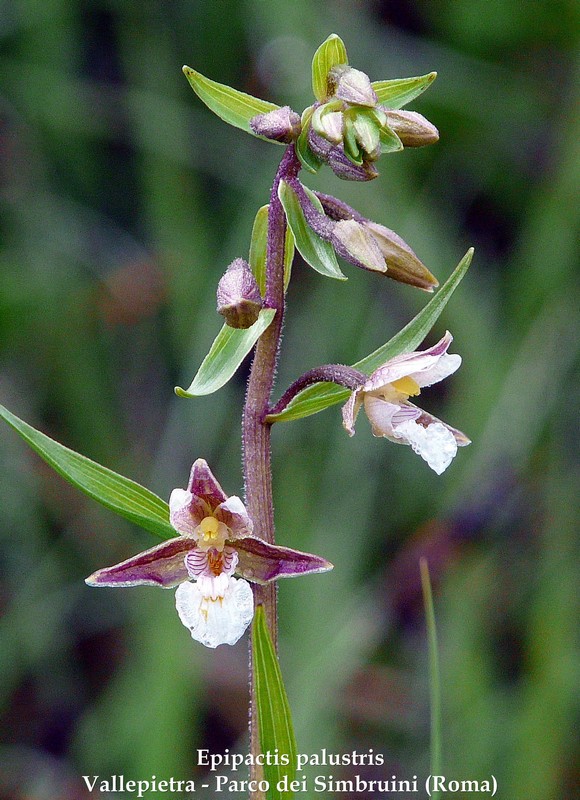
[268, 364, 367, 417]
[242, 144, 300, 795]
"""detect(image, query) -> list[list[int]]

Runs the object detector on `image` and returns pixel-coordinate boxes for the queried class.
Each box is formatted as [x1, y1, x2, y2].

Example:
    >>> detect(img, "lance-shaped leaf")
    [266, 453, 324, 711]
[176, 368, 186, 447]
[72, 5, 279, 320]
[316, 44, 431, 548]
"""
[182, 66, 282, 141]
[175, 308, 276, 398]
[311, 34, 348, 102]
[278, 181, 346, 281]
[252, 606, 297, 800]
[267, 248, 473, 423]
[249, 205, 295, 296]
[0, 404, 174, 539]
[371, 72, 437, 109]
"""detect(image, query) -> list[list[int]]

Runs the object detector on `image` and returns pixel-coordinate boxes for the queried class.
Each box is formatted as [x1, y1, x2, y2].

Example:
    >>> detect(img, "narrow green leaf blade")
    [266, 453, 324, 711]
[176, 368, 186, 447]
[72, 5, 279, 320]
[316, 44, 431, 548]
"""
[252, 606, 297, 799]
[371, 72, 437, 109]
[278, 181, 346, 281]
[0, 404, 174, 540]
[311, 34, 348, 101]
[175, 308, 276, 398]
[182, 66, 282, 140]
[249, 205, 269, 295]
[249, 205, 295, 295]
[267, 248, 473, 422]
[420, 558, 442, 800]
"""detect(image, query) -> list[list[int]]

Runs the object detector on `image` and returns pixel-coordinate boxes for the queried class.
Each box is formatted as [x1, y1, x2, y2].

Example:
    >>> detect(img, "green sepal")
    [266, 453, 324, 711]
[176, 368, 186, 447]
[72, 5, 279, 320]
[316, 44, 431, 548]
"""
[296, 107, 323, 174]
[267, 248, 473, 423]
[0, 404, 174, 540]
[182, 66, 282, 141]
[252, 606, 297, 799]
[175, 309, 276, 398]
[371, 72, 437, 110]
[249, 205, 295, 296]
[379, 123, 403, 154]
[278, 181, 346, 281]
[311, 34, 348, 102]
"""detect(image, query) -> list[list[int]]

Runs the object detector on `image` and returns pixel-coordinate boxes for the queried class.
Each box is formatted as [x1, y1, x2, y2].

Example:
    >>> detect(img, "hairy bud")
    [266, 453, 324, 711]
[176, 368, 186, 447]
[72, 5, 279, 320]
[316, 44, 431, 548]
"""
[250, 106, 302, 143]
[363, 221, 439, 290]
[328, 65, 378, 107]
[308, 128, 378, 182]
[384, 110, 439, 147]
[216, 258, 262, 329]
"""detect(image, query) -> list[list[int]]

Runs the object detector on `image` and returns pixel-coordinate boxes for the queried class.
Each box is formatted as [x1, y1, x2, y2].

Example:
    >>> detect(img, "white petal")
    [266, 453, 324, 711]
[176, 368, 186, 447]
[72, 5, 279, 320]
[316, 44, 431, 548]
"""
[392, 420, 458, 474]
[413, 353, 462, 388]
[175, 578, 254, 648]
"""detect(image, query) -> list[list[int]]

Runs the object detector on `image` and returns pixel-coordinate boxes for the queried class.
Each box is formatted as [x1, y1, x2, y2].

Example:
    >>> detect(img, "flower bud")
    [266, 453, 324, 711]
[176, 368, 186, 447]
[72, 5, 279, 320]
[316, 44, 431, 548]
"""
[384, 110, 439, 147]
[216, 258, 262, 329]
[308, 128, 378, 182]
[250, 106, 302, 143]
[328, 65, 378, 107]
[331, 219, 386, 273]
[363, 221, 439, 290]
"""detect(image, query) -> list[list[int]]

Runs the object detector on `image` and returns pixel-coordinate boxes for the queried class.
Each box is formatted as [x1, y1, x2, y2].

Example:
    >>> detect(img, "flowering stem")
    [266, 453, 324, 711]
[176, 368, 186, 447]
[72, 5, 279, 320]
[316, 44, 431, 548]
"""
[242, 144, 300, 793]
[268, 364, 367, 417]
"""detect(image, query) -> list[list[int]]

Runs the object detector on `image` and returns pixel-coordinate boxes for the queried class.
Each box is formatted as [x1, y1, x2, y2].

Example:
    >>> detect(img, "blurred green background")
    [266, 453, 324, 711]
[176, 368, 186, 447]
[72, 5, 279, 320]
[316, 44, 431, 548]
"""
[0, 1, 578, 798]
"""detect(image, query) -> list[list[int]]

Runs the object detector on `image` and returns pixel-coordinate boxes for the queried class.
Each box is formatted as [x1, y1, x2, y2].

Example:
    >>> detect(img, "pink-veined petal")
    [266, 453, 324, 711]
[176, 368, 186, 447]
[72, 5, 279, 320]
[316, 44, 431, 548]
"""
[185, 547, 238, 579]
[175, 577, 254, 648]
[362, 332, 455, 392]
[363, 395, 419, 439]
[85, 536, 195, 588]
[342, 389, 364, 436]
[169, 488, 208, 535]
[214, 495, 253, 538]
[234, 537, 333, 584]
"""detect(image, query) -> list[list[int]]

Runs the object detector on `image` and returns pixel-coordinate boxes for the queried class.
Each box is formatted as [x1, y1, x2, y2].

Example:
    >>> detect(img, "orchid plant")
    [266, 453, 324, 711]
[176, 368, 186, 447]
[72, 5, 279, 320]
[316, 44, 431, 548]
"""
[0, 34, 472, 800]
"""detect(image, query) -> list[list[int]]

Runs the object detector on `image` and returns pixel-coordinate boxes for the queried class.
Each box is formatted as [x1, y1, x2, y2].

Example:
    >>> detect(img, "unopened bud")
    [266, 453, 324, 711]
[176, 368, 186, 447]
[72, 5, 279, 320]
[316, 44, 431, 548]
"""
[308, 128, 378, 182]
[250, 106, 301, 143]
[216, 258, 262, 329]
[332, 219, 386, 273]
[328, 65, 378, 107]
[311, 105, 344, 144]
[384, 110, 439, 147]
[363, 221, 439, 291]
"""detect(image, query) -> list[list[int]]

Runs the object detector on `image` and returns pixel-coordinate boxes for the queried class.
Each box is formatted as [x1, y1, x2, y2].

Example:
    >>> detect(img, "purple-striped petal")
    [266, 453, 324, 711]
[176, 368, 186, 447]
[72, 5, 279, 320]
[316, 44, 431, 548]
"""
[85, 536, 196, 588]
[169, 488, 208, 534]
[234, 537, 333, 584]
[362, 332, 455, 392]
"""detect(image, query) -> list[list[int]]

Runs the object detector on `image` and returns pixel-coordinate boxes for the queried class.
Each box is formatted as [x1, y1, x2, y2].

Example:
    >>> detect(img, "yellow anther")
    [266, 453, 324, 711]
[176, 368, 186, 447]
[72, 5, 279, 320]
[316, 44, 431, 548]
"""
[199, 516, 220, 542]
[391, 375, 421, 397]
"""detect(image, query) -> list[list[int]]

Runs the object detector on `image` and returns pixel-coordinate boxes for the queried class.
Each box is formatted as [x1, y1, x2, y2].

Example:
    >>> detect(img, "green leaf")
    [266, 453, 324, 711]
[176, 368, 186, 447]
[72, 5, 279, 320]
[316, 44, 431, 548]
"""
[0, 404, 174, 540]
[249, 205, 295, 296]
[295, 107, 323, 174]
[371, 72, 437, 109]
[175, 308, 276, 398]
[311, 34, 348, 102]
[182, 66, 282, 140]
[267, 248, 473, 423]
[252, 606, 297, 799]
[278, 181, 346, 281]
[420, 558, 442, 800]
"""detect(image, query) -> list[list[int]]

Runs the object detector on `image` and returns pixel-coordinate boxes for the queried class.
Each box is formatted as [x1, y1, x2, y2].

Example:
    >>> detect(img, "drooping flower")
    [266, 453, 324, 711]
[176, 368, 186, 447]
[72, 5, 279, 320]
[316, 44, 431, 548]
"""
[342, 333, 470, 474]
[86, 459, 332, 648]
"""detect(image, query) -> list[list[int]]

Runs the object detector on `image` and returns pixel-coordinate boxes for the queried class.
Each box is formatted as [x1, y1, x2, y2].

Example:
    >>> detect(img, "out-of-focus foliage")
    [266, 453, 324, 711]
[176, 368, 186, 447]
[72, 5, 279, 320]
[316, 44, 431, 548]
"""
[0, 2, 578, 799]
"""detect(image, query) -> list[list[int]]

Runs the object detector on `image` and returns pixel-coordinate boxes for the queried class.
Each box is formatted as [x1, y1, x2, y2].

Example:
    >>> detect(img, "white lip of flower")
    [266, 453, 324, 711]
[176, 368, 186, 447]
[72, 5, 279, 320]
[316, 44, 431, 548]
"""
[342, 332, 470, 474]
[85, 459, 333, 649]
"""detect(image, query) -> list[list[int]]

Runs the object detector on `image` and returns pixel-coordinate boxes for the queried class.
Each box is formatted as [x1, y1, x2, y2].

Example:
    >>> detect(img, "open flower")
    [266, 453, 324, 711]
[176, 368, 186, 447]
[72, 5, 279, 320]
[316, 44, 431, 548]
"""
[86, 459, 332, 648]
[342, 333, 470, 474]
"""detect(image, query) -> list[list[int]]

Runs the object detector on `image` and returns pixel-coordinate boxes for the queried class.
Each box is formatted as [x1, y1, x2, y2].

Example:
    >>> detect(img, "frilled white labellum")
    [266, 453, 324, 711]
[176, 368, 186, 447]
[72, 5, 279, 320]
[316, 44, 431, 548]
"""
[175, 576, 254, 648]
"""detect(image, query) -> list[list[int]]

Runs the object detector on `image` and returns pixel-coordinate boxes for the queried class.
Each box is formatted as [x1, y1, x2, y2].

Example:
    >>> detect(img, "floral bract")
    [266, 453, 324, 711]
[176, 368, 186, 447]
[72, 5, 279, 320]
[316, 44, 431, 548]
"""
[86, 459, 332, 648]
[342, 332, 470, 474]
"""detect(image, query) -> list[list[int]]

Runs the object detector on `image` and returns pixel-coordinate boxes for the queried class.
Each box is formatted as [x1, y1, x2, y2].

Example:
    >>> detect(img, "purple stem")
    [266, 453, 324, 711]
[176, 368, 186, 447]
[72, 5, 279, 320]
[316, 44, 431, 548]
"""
[268, 364, 367, 417]
[242, 144, 300, 795]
